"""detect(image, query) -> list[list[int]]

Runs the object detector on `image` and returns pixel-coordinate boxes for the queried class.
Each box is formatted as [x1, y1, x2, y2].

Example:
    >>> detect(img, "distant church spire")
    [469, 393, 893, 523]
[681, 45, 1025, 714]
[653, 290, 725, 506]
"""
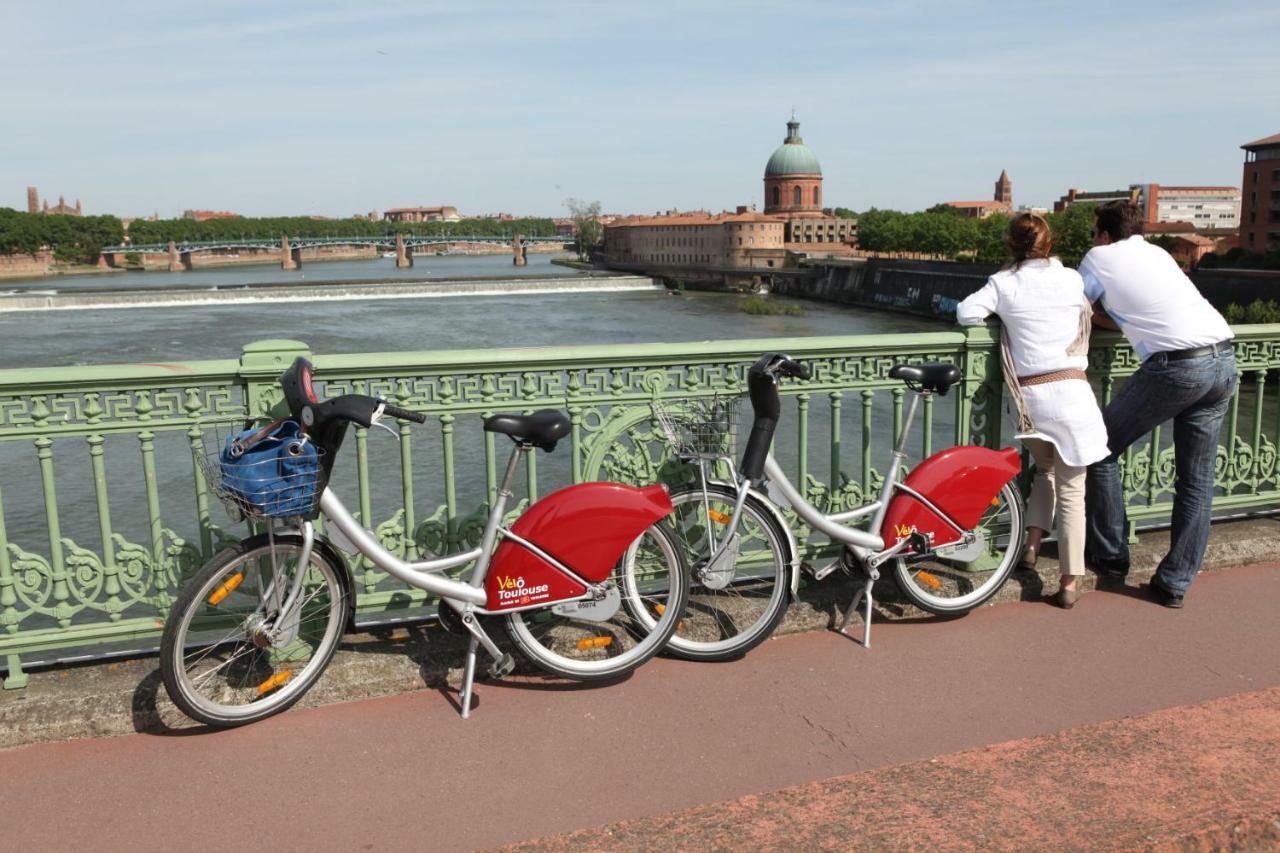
[995, 169, 1012, 206]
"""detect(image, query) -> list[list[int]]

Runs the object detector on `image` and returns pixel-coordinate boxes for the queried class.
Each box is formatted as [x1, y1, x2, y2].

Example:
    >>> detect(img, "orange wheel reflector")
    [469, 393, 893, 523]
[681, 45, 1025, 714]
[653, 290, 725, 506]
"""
[707, 509, 732, 525]
[575, 636, 613, 650]
[991, 495, 1000, 506]
[654, 603, 665, 615]
[256, 671, 293, 695]
[207, 572, 245, 606]
[916, 571, 943, 590]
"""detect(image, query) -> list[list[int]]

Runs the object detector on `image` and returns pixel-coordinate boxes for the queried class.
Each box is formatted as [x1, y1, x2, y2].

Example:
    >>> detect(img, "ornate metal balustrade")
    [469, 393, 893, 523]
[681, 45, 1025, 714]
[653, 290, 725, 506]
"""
[1, 326, 1277, 687]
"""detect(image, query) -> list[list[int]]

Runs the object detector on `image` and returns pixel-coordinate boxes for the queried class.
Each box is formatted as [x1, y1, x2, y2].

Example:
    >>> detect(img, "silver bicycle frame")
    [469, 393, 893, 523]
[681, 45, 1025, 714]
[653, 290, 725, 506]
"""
[702, 390, 933, 648]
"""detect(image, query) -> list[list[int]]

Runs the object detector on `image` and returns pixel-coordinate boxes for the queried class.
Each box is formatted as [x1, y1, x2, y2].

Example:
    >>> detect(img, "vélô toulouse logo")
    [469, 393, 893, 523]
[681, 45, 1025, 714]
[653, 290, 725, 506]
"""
[496, 574, 551, 605]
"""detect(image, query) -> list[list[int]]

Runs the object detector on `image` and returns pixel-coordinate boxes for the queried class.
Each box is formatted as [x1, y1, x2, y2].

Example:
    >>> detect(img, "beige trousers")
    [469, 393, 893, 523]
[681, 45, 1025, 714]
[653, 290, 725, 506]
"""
[1023, 438, 1086, 576]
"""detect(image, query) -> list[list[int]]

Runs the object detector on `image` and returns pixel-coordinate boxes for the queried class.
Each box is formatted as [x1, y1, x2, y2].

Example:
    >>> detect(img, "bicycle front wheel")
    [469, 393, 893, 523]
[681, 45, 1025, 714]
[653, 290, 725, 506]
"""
[160, 532, 348, 727]
[504, 521, 688, 681]
[628, 483, 792, 661]
[891, 481, 1024, 615]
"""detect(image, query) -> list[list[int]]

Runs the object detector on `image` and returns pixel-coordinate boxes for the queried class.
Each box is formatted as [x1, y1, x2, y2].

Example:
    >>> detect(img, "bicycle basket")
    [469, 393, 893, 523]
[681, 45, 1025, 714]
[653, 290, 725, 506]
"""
[651, 395, 742, 459]
[195, 417, 328, 520]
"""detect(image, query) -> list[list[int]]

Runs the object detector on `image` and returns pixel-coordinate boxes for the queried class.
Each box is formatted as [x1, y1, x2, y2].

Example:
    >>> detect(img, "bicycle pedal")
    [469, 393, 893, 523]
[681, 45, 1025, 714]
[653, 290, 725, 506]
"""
[487, 653, 516, 680]
[809, 560, 842, 581]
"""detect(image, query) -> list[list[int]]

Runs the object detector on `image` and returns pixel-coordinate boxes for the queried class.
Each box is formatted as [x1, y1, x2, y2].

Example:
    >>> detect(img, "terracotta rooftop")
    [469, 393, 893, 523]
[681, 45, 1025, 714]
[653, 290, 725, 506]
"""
[607, 211, 785, 228]
[1242, 133, 1280, 150]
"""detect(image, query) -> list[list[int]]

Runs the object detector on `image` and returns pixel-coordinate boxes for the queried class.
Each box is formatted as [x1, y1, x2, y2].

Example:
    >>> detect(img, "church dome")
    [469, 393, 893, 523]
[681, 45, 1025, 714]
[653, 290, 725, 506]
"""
[765, 119, 821, 177]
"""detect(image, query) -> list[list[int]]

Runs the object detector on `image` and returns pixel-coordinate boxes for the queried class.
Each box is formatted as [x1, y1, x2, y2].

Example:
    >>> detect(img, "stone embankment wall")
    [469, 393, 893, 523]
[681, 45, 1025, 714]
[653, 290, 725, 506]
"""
[776, 258, 1280, 323]
[0, 250, 54, 278]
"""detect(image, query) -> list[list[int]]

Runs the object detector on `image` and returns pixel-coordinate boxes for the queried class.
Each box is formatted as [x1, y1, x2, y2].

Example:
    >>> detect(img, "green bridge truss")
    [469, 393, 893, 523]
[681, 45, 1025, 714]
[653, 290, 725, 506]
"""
[1, 326, 1277, 687]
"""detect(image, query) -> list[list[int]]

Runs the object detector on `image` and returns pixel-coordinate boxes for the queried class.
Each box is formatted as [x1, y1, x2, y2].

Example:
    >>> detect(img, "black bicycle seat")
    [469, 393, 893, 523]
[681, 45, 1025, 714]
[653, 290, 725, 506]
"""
[888, 363, 962, 394]
[483, 410, 571, 451]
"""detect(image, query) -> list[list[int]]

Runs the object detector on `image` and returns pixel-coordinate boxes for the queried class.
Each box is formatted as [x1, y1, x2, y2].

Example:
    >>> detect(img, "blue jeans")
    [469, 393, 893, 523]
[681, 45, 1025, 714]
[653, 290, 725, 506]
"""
[1085, 347, 1238, 595]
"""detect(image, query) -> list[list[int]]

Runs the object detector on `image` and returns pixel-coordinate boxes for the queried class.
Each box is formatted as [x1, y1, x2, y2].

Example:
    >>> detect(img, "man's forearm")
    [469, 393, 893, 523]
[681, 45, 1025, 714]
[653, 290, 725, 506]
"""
[1092, 306, 1120, 331]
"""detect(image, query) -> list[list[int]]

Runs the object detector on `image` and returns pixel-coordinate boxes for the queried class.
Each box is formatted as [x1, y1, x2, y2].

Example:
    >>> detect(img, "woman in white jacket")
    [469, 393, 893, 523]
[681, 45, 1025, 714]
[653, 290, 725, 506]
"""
[956, 214, 1109, 608]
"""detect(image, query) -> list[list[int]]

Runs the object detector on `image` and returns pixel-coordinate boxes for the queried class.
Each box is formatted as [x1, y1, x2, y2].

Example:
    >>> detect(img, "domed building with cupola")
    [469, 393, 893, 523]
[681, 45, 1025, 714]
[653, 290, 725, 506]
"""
[762, 117, 857, 245]
[599, 115, 856, 289]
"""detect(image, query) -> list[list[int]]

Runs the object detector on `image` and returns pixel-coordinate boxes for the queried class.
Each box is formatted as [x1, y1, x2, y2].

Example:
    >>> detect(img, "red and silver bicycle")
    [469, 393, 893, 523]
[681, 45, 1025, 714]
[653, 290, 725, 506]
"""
[159, 357, 687, 725]
[647, 352, 1025, 658]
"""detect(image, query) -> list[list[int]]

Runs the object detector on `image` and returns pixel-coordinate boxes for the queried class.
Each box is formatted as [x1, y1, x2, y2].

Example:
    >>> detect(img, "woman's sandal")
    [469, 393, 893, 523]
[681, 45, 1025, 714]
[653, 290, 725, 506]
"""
[1051, 583, 1081, 609]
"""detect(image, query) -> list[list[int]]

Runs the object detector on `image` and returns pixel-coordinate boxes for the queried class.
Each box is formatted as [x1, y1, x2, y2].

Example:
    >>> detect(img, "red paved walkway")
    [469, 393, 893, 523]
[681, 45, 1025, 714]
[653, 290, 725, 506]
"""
[2, 564, 1278, 851]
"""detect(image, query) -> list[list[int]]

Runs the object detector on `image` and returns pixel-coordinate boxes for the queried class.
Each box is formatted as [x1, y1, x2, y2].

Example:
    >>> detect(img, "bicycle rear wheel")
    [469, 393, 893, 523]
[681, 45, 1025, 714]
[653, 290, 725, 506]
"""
[160, 532, 348, 727]
[504, 521, 687, 680]
[891, 481, 1024, 615]
[627, 483, 792, 661]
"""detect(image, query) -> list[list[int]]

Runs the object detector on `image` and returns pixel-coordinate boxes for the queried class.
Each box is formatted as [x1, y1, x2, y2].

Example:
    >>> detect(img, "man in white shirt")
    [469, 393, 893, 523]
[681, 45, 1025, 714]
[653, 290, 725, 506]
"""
[1080, 201, 1238, 607]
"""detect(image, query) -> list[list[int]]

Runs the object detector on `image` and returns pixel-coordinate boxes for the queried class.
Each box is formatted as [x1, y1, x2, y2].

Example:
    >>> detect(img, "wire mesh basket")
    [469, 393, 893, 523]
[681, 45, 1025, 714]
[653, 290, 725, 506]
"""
[651, 395, 742, 460]
[195, 417, 328, 520]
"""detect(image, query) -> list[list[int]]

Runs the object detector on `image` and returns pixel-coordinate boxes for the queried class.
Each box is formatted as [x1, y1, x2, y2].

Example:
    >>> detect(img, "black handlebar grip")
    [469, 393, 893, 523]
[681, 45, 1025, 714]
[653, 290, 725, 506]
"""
[382, 403, 426, 424]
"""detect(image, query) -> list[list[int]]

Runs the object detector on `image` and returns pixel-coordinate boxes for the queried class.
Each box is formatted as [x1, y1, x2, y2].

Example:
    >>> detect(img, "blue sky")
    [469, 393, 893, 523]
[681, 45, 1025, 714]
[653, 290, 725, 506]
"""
[3, 1, 1277, 219]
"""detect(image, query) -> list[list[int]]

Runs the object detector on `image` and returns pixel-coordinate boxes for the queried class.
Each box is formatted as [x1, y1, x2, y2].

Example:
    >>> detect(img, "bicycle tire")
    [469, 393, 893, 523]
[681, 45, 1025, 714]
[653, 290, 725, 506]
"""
[628, 483, 793, 661]
[160, 532, 348, 727]
[891, 481, 1024, 615]
[504, 521, 688, 681]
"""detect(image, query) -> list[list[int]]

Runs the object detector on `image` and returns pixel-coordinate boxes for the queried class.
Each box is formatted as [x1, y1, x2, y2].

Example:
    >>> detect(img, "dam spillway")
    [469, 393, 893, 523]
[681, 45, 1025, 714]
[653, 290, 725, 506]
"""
[0, 273, 661, 312]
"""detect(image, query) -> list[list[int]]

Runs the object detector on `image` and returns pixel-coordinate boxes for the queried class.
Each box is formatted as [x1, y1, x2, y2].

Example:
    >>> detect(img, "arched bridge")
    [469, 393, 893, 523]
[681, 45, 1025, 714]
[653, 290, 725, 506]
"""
[99, 234, 570, 271]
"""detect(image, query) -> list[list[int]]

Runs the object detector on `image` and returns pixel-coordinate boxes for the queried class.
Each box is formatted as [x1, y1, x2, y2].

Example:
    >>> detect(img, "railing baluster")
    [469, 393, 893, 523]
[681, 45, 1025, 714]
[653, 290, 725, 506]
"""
[922, 393, 934, 459]
[1146, 426, 1162, 505]
[829, 391, 842, 491]
[861, 389, 874, 493]
[138, 429, 165, 614]
[892, 387, 905, 479]
[0, 483, 26, 688]
[1226, 384, 1241, 490]
[88, 435, 122, 620]
[796, 392, 809, 497]
[1251, 369, 1266, 493]
[440, 414, 459, 543]
[399, 420, 416, 560]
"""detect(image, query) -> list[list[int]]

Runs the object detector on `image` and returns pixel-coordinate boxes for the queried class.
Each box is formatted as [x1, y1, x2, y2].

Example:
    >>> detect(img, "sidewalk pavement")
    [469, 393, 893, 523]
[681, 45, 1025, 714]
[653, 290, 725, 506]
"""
[3, 516, 1279, 751]
[0, 562, 1277, 851]
[501, 686, 1280, 852]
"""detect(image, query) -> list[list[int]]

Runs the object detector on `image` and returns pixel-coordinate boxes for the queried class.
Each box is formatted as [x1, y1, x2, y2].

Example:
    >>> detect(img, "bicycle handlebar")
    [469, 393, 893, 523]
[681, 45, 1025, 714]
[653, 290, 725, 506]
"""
[380, 402, 426, 424]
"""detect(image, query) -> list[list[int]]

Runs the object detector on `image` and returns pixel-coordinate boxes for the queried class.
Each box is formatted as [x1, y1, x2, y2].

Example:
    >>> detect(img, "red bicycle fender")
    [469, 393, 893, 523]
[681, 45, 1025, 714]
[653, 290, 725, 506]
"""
[484, 482, 673, 610]
[882, 446, 1020, 548]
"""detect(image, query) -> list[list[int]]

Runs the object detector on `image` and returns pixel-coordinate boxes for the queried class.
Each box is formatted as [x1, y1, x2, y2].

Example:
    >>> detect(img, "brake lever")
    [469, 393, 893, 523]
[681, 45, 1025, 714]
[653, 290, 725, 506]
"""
[369, 401, 401, 441]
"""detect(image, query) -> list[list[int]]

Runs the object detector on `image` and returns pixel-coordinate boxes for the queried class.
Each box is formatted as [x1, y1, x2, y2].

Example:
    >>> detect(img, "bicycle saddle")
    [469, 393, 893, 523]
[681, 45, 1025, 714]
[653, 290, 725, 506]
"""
[888, 363, 962, 395]
[484, 409, 571, 451]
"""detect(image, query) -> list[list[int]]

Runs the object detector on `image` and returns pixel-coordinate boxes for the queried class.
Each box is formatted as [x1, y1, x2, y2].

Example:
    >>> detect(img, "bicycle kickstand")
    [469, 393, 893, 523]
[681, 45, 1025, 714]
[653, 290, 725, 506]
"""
[837, 572, 877, 649]
[455, 605, 517, 720]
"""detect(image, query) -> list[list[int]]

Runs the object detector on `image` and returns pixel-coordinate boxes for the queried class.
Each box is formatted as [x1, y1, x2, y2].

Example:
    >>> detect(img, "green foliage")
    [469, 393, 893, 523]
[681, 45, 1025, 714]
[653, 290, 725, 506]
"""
[564, 198, 602, 261]
[853, 202, 1097, 267]
[742, 295, 804, 316]
[1046, 203, 1095, 267]
[832, 207, 858, 219]
[1224, 299, 1280, 325]
[125, 215, 557, 244]
[0, 208, 124, 265]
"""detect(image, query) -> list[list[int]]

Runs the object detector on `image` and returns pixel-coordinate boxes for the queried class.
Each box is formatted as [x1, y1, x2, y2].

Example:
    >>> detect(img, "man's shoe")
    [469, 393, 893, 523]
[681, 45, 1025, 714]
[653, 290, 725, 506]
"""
[1147, 579, 1184, 609]
[1094, 569, 1127, 590]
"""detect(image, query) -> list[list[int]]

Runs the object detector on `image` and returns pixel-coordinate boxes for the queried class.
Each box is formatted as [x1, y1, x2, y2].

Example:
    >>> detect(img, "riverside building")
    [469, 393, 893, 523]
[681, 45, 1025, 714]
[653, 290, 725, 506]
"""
[601, 116, 856, 288]
[1241, 133, 1280, 253]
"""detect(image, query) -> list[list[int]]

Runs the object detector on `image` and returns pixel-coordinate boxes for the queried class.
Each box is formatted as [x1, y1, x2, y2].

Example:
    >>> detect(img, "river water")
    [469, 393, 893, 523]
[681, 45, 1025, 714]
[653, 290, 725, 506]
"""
[1, 255, 939, 367]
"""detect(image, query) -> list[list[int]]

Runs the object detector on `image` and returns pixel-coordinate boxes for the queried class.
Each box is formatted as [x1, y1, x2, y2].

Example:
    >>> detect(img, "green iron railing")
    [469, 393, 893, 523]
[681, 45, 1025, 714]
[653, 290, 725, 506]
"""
[1, 326, 1277, 687]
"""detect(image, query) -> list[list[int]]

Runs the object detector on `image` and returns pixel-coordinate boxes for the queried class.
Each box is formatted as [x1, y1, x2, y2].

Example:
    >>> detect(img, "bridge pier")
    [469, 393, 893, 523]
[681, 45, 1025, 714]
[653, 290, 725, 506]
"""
[512, 234, 527, 267]
[281, 235, 300, 271]
[395, 233, 412, 269]
[167, 240, 184, 272]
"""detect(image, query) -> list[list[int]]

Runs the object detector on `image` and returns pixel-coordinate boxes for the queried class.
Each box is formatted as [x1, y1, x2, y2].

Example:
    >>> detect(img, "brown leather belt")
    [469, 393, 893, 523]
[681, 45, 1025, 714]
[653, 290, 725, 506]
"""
[1017, 369, 1088, 387]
